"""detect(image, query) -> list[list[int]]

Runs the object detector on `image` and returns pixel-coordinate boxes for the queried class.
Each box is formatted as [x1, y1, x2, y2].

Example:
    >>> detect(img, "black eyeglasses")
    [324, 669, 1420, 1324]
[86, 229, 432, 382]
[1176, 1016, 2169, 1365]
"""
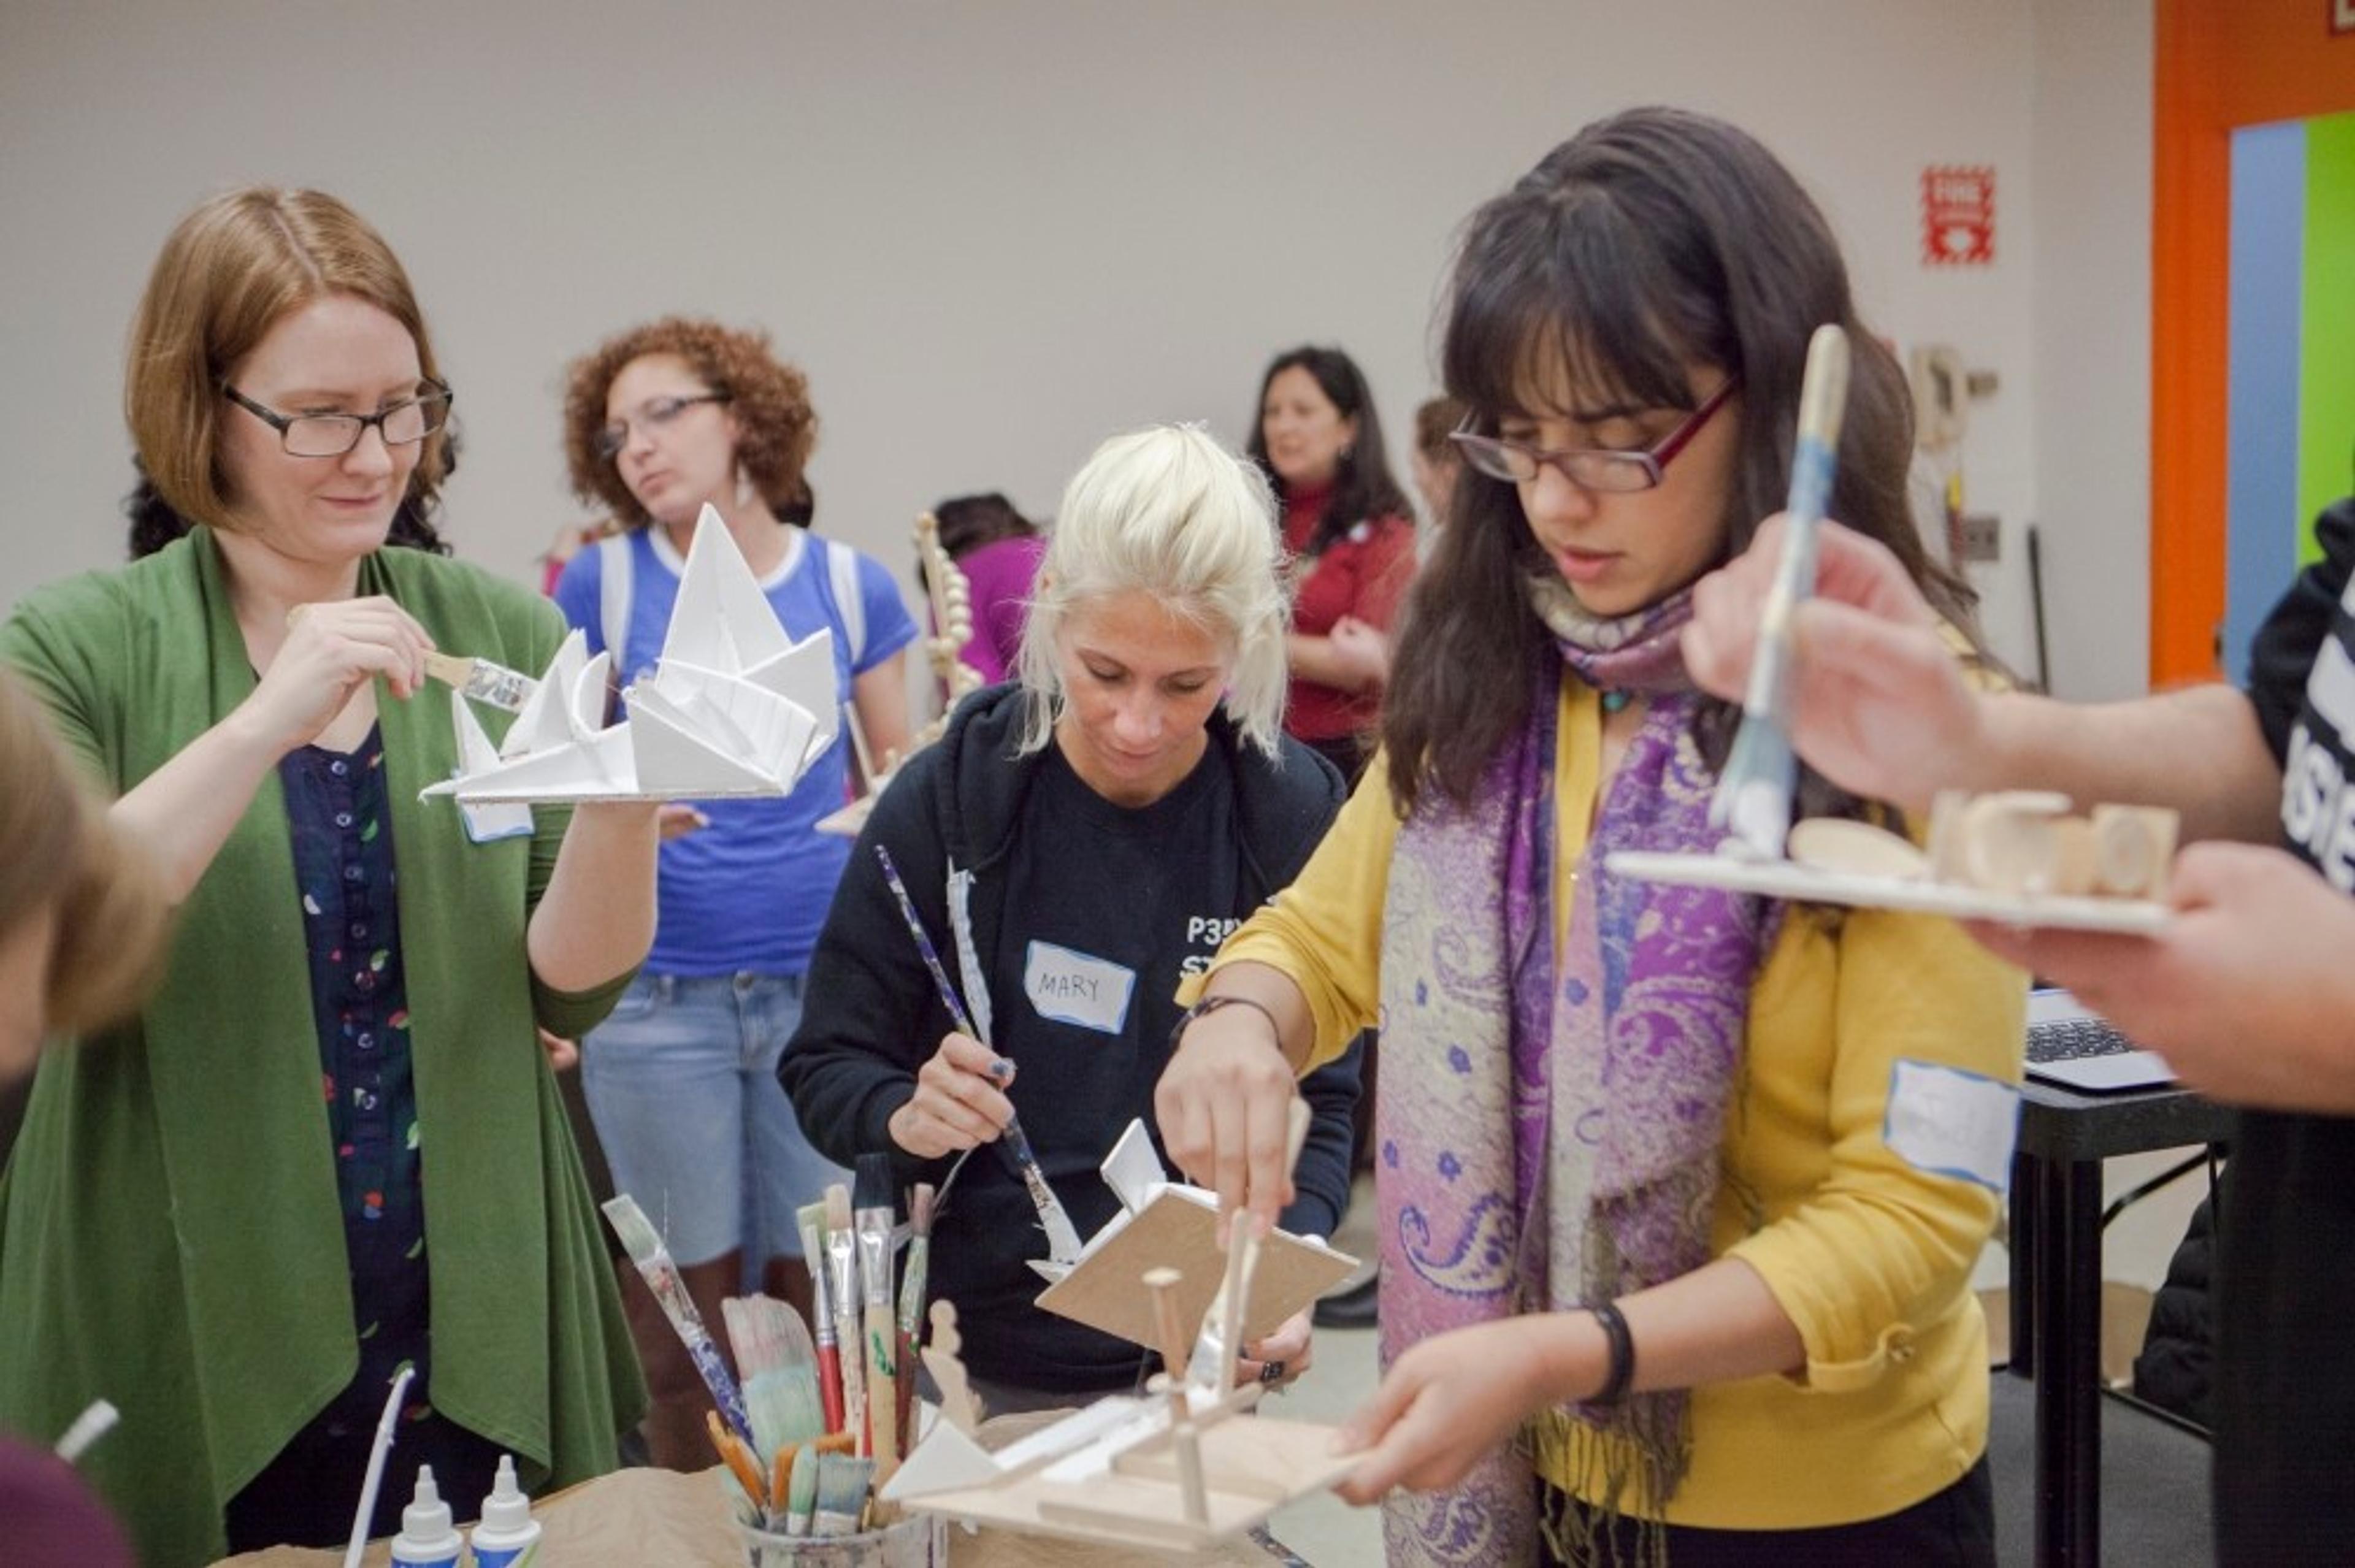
[594, 392, 732, 461]
[1449, 377, 1740, 494]
[222, 381, 453, 459]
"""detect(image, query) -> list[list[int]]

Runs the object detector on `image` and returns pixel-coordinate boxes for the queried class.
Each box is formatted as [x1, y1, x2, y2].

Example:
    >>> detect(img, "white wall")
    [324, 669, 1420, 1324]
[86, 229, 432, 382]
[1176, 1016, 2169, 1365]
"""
[2029, 0, 2155, 700]
[0, 0, 2093, 673]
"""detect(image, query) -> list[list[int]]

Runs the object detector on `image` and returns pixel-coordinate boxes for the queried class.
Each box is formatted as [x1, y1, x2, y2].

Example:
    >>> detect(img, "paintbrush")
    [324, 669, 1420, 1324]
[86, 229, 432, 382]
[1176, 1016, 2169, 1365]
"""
[706, 1409, 769, 1515]
[797, 1200, 847, 1435]
[1710, 323, 1853, 857]
[722, 1295, 825, 1462]
[286, 604, 534, 712]
[1185, 1097, 1311, 1393]
[854, 1152, 901, 1495]
[602, 1195, 756, 1446]
[786, 1443, 821, 1536]
[824, 1184, 868, 1455]
[871, 842, 1084, 1269]
[895, 1180, 934, 1448]
[422, 650, 535, 712]
[813, 1453, 876, 1539]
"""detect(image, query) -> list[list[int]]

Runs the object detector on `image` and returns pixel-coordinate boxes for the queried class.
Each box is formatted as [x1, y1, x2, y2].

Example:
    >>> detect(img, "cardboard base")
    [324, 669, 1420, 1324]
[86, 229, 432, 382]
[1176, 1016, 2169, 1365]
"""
[443, 782, 790, 805]
[908, 1413, 1355, 1554]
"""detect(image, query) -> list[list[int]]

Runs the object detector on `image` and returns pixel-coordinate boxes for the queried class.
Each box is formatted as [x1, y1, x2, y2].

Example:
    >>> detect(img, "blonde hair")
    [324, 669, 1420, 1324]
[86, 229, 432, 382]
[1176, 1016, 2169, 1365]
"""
[126, 186, 449, 532]
[0, 674, 167, 1046]
[1016, 425, 1290, 757]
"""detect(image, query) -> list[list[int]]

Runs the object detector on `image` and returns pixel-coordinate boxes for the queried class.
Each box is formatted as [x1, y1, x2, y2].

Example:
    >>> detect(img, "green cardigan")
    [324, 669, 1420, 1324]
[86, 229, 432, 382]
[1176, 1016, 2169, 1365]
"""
[0, 531, 645, 1567]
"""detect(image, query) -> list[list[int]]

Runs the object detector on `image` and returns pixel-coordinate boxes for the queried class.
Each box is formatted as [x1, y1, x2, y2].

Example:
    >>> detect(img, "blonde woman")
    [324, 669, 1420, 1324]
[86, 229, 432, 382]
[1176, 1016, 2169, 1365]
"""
[781, 426, 1363, 1412]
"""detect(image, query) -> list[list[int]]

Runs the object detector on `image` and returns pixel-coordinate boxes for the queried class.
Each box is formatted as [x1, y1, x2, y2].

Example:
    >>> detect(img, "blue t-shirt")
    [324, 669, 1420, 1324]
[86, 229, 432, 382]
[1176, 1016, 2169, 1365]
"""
[553, 526, 916, 975]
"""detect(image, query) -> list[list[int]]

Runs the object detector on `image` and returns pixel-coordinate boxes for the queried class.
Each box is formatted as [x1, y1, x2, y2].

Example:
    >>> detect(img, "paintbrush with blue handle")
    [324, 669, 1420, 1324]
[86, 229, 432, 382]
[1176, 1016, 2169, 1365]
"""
[871, 843, 1083, 1272]
[1711, 323, 1853, 857]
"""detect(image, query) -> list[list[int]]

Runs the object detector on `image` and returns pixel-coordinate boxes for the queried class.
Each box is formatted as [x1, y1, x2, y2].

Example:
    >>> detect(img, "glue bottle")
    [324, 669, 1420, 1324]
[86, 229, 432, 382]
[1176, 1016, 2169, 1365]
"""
[467, 1453, 543, 1568]
[387, 1464, 463, 1568]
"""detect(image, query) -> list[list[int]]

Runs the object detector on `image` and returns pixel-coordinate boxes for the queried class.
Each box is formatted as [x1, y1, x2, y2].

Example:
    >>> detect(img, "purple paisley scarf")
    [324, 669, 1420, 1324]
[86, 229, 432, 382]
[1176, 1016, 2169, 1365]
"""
[1375, 582, 1774, 1566]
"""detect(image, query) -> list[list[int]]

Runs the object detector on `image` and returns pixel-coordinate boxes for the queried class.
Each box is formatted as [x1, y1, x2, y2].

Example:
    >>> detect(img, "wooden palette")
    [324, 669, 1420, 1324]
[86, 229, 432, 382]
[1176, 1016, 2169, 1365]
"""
[1607, 849, 2169, 934]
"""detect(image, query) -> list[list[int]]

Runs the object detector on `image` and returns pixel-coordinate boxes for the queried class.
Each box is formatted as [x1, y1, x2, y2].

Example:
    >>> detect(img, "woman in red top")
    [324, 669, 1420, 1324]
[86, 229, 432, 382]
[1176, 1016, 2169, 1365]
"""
[1247, 346, 1417, 782]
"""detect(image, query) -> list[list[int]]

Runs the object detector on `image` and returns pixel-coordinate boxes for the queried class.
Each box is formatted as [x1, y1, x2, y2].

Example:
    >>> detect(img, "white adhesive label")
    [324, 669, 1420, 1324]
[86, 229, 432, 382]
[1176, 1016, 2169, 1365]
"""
[1023, 941, 1136, 1034]
[1883, 1058, 2020, 1193]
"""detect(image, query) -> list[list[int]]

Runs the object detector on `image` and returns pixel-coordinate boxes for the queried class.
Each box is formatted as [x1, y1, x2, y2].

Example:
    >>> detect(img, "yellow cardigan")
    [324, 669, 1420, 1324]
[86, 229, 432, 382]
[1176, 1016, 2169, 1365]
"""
[1208, 678, 2026, 1529]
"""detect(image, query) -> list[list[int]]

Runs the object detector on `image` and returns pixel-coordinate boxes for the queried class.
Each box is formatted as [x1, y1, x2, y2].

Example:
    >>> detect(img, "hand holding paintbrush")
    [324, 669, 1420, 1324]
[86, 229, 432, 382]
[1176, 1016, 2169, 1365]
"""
[1710, 324, 1853, 856]
[871, 843, 1083, 1269]
[282, 601, 535, 711]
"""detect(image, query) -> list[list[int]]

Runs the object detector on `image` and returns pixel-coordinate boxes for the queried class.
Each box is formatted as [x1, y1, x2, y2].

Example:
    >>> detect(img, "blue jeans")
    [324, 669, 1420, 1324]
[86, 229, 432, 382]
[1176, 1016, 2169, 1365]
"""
[581, 972, 844, 1269]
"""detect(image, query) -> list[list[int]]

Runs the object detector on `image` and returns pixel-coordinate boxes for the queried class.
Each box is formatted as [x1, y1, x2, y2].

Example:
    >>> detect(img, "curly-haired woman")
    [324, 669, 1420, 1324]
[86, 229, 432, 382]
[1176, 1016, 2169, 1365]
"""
[553, 317, 916, 1467]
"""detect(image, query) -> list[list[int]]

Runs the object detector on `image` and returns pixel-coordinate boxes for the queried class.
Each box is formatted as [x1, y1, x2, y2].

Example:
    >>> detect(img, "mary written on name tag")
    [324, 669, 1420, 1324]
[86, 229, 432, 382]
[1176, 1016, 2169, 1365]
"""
[1023, 941, 1136, 1034]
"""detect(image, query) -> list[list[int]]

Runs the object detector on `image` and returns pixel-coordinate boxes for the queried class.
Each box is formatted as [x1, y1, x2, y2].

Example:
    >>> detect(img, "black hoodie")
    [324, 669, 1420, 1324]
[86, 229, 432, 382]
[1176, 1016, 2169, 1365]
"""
[779, 683, 1361, 1393]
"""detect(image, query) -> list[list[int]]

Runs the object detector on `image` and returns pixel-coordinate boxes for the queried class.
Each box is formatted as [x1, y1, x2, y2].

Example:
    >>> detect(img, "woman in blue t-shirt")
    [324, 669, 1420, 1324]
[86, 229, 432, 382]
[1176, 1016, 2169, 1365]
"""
[553, 316, 916, 1469]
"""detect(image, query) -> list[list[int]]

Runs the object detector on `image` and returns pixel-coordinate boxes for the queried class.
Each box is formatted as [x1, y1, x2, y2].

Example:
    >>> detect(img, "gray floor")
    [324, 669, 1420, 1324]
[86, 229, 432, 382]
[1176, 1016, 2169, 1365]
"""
[1265, 1177, 1386, 1565]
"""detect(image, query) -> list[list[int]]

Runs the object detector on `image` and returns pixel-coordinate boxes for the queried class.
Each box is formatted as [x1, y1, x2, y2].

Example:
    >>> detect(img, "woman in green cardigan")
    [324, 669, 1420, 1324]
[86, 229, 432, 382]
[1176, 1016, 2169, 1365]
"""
[0, 188, 657, 1566]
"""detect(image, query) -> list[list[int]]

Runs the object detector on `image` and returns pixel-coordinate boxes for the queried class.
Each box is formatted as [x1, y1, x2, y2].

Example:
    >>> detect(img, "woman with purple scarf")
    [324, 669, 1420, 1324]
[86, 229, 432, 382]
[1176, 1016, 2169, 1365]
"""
[1157, 108, 2024, 1567]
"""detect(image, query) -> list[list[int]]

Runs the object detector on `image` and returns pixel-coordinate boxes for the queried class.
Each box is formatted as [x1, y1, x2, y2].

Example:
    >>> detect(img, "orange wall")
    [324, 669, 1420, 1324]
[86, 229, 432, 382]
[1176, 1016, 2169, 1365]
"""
[2150, 1, 2355, 685]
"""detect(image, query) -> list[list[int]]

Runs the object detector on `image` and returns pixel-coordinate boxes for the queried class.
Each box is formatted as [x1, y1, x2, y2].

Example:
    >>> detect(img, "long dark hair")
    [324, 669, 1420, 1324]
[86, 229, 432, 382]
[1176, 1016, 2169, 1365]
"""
[1385, 106, 1982, 817]
[125, 426, 458, 559]
[1245, 345, 1412, 555]
[932, 491, 1037, 560]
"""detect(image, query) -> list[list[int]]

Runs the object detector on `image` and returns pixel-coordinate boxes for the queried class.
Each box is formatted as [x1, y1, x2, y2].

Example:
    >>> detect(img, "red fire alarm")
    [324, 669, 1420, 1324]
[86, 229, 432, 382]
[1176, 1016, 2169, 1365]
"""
[1923, 166, 1996, 266]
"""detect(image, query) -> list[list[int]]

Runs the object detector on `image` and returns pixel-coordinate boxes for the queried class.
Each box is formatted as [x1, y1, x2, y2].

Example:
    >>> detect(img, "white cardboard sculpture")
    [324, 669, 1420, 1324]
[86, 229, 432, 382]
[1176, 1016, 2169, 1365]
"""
[424, 507, 835, 805]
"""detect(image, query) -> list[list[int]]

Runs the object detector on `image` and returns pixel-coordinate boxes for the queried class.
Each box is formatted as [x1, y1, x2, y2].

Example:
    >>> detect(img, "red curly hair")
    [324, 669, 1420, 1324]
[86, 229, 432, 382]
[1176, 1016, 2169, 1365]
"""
[563, 316, 818, 527]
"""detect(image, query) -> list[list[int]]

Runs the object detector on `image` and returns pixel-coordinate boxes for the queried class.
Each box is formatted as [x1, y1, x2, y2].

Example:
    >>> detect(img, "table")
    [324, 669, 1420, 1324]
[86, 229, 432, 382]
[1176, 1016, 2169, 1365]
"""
[2007, 1077, 2232, 1567]
[212, 1447, 1314, 1566]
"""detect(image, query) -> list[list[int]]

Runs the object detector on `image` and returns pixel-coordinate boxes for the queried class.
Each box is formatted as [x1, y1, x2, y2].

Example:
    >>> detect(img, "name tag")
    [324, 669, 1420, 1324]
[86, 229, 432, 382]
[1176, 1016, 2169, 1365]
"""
[1883, 1058, 2020, 1193]
[1024, 941, 1136, 1035]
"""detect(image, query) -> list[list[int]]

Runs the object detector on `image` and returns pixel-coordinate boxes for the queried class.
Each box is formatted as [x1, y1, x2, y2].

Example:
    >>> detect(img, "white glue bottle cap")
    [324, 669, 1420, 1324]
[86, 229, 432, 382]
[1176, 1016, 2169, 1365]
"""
[480, 1454, 529, 1532]
[388, 1465, 463, 1566]
[467, 1454, 543, 1562]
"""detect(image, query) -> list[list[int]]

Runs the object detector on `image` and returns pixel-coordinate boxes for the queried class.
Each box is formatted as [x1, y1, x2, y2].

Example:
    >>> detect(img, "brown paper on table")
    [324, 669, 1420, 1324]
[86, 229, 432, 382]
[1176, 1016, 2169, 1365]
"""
[1033, 1190, 1356, 1353]
[210, 1431, 1288, 1566]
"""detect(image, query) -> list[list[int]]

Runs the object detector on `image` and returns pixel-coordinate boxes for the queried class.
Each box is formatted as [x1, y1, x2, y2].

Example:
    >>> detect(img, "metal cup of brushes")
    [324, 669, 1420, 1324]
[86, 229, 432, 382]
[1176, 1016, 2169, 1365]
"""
[738, 1510, 948, 1567]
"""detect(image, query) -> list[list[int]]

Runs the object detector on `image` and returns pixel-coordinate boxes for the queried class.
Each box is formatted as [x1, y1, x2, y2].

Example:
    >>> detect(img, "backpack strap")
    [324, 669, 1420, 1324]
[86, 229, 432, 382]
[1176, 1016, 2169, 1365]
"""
[596, 532, 635, 667]
[822, 535, 868, 668]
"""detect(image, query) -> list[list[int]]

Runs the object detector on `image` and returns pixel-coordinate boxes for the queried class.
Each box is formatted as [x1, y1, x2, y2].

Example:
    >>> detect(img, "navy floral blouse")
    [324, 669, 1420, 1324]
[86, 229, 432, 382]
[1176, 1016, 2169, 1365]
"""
[280, 726, 435, 1432]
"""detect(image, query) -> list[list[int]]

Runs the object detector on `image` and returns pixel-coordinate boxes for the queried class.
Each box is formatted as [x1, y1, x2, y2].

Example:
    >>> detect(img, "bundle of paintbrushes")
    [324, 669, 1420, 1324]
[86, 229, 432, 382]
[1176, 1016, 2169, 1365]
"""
[731, 1154, 925, 1541]
[713, 1295, 870, 1537]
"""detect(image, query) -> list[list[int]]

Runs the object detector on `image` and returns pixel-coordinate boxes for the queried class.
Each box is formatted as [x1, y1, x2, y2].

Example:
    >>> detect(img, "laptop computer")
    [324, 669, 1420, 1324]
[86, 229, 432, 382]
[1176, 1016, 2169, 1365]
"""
[2023, 989, 2178, 1093]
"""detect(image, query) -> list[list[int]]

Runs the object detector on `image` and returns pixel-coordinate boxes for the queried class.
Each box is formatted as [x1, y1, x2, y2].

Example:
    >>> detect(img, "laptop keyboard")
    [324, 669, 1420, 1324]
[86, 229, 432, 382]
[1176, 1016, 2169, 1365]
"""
[2026, 1015, 2135, 1063]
